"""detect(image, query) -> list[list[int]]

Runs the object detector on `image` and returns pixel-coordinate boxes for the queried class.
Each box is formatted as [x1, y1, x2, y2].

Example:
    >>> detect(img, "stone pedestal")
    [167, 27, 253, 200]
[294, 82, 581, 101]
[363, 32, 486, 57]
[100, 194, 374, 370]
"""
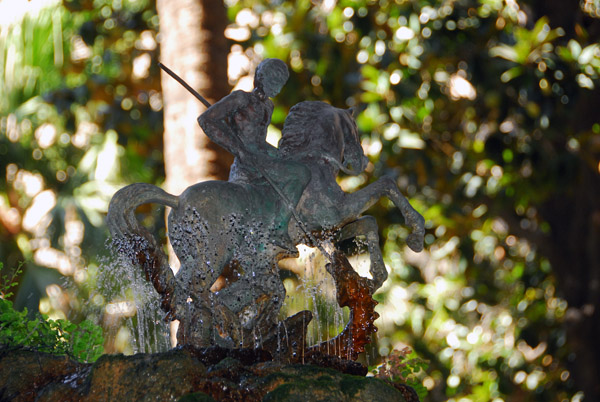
[0, 347, 417, 401]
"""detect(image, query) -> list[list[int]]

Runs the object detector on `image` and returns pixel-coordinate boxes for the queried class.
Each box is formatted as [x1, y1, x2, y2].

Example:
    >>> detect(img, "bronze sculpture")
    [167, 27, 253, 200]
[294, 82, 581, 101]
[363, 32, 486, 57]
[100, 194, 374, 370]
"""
[107, 58, 425, 360]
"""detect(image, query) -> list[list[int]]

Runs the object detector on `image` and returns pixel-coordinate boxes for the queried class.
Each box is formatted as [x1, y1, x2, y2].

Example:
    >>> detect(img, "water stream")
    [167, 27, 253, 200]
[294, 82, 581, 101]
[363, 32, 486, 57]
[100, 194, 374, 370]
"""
[92, 231, 374, 357]
[92, 250, 170, 354]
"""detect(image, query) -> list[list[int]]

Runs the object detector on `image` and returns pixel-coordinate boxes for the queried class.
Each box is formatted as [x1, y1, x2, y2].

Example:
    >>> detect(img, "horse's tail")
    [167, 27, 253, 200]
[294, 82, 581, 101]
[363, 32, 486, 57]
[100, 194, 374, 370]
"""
[107, 183, 180, 318]
[107, 183, 178, 238]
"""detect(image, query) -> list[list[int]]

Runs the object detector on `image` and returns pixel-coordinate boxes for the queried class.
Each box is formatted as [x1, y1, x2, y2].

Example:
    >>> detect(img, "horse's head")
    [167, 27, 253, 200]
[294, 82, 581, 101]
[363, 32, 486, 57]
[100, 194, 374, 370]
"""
[279, 101, 368, 176]
[338, 107, 368, 176]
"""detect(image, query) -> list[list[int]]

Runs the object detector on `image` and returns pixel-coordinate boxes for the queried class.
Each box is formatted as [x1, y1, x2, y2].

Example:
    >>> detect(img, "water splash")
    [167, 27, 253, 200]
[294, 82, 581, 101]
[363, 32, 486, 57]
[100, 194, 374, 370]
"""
[279, 234, 377, 359]
[91, 243, 171, 354]
[103, 200, 380, 361]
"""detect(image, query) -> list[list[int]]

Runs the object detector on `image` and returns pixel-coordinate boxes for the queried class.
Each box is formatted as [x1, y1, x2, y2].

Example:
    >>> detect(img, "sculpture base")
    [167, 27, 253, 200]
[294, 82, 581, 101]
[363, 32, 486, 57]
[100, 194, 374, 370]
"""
[0, 347, 418, 401]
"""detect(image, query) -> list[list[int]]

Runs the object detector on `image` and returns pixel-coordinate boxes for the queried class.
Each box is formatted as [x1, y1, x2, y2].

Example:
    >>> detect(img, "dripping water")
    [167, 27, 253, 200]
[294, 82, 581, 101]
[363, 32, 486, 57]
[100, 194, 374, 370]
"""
[279, 232, 374, 355]
[89, 241, 170, 355]
[98, 201, 377, 359]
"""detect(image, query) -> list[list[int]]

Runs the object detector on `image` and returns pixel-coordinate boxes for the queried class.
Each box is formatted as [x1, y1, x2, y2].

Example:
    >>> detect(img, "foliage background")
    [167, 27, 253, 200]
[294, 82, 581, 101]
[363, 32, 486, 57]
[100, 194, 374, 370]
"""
[1, 0, 600, 401]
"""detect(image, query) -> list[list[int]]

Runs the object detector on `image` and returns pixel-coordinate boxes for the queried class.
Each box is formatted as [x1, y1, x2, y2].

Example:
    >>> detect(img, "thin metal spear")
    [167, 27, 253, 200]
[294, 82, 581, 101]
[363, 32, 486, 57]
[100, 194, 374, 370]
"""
[158, 62, 211, 108]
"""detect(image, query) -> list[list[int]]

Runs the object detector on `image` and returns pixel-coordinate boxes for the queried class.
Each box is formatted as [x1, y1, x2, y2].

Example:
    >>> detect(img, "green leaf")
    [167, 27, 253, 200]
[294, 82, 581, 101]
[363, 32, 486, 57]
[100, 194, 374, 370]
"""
[500, 66, 523, 82]
[490, 45, 518, 62]
[579, 44, 599, 65]
[531, 17, 550, 44]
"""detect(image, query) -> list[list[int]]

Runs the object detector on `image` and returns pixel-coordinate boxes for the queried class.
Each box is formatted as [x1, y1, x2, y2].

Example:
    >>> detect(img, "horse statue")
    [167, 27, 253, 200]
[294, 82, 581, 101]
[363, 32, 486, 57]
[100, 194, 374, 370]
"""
[107, 59, 424, 358]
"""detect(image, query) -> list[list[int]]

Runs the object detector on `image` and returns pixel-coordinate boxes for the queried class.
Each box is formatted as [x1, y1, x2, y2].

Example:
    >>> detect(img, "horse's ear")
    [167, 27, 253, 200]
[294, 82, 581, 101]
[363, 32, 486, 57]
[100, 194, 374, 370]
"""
[347, 104, 365, 118]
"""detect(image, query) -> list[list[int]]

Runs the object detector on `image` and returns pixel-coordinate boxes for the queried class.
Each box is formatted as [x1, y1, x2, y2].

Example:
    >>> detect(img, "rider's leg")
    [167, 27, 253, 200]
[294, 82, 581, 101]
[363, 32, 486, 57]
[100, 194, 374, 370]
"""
[264, 160, 311, 248]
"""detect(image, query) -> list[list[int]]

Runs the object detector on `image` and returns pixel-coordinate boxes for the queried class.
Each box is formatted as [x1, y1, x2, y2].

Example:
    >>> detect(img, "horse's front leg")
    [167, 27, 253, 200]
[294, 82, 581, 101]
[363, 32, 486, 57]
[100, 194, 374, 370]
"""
[341, 177, 425, 252]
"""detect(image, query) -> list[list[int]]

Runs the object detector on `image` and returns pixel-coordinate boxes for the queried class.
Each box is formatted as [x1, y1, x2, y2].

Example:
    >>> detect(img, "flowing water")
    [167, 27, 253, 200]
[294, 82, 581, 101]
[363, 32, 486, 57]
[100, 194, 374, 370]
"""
[91, 248, 171, 354]
[95, 214, 375, 357]
[279, 237, 374, 356]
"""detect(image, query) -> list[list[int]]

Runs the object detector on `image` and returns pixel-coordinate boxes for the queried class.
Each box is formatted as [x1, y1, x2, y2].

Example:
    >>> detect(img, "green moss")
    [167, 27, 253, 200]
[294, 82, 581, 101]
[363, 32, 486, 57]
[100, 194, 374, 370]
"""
[340, 375, 368, 396]
[263, 380, 344, 402]
[262, 365, 408, 402]
[177, 392, 217, 402]
[262, 383, 294, 401]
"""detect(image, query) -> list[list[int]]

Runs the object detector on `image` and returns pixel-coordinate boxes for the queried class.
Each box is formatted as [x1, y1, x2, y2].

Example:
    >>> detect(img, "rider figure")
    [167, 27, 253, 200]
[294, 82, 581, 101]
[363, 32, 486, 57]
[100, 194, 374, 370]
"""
[197, 59, 310, 251]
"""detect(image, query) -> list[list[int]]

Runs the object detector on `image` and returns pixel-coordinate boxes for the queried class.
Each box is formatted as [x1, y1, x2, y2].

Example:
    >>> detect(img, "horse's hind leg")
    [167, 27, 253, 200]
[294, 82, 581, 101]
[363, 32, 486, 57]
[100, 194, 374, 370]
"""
[168, 208, 235, 346]
[339, 216, 387, 292]
[171, 242, 235, 347]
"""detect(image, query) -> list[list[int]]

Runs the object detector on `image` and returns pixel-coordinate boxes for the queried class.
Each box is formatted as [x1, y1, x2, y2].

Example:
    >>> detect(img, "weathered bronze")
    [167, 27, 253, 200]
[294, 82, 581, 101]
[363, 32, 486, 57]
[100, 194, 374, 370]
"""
[106, 58, 425, 360]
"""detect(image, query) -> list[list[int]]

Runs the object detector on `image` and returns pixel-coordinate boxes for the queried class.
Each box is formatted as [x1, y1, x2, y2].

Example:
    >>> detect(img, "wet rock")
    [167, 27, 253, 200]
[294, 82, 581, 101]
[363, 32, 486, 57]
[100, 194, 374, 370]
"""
[0, 347, 83, 402]
[0, 347, 414, 401]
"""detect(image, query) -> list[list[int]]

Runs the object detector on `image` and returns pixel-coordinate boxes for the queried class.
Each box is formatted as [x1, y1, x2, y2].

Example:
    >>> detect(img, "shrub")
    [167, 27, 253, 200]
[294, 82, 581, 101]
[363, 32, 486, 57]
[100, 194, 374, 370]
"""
[0, 262, 104, 362]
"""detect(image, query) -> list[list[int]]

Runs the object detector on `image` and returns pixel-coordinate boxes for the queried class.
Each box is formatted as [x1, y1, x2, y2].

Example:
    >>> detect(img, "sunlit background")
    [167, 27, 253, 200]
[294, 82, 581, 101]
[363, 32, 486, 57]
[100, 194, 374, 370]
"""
[2, 0, 600, 401]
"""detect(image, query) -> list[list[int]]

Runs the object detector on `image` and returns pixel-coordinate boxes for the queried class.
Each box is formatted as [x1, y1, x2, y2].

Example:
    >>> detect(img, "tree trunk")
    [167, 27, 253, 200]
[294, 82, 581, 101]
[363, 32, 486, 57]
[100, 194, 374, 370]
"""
[157, 0, 232, 194]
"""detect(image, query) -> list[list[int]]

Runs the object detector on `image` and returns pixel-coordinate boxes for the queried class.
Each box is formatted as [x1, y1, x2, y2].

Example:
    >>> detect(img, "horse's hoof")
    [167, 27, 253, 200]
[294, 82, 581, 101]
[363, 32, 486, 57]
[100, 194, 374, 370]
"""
[406, 233, 424, 252]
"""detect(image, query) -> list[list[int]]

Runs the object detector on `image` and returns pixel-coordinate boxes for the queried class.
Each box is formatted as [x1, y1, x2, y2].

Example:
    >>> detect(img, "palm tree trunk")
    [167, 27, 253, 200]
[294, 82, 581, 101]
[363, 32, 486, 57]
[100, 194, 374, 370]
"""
[157, 0, 232, 194]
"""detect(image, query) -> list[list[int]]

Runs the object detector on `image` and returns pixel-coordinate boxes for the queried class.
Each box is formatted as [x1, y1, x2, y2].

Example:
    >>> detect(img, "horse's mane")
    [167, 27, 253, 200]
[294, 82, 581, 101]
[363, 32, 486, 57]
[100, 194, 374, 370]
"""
[278, 101, 357, 158]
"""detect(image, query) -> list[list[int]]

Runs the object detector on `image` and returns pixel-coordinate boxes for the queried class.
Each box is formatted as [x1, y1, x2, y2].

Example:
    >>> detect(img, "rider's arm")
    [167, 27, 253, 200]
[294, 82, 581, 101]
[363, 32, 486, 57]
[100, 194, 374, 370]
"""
[197, 90, 248, 156]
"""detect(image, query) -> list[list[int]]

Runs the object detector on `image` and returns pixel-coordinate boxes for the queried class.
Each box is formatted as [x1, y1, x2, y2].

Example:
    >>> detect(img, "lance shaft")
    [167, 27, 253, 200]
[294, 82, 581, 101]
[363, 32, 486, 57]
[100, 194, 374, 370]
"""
[158, 62, 211, 108]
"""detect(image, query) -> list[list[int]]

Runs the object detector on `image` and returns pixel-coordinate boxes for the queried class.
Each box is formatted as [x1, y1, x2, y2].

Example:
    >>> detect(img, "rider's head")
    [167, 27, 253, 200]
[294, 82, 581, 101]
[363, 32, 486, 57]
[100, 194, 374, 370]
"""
[254, 59, 289, 99]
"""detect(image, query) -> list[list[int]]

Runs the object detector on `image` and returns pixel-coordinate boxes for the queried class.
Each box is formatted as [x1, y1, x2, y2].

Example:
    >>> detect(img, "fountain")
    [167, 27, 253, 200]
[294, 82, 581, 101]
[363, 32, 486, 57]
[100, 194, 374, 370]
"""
[0, 59, 425, 402]
[107, 58, 424, 360]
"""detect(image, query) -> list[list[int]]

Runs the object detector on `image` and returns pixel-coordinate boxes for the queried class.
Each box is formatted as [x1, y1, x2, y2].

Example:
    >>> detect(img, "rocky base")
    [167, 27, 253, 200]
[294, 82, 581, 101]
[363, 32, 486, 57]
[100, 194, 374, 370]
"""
[0, 346, 418, 401]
